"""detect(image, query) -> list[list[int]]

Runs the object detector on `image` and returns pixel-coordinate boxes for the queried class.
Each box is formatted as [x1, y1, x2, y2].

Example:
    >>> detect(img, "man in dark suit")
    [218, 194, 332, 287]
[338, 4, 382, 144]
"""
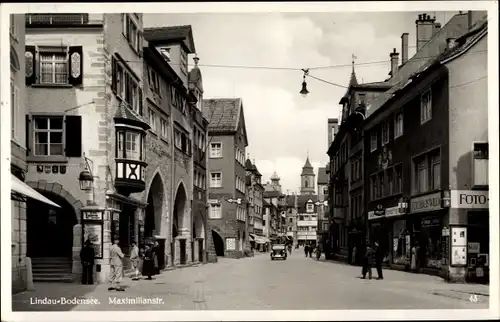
[373, 241, 384, 280]
[361, 244, 373, 279]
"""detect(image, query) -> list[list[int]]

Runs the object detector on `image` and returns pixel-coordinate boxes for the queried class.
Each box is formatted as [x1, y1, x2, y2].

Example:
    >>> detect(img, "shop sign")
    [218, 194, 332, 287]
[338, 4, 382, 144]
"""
[410, 192, 442, 213]
[226, 237, 236, 251]
[450, 190, 489, 209]
[82, 211, 103, 221]
[385, 206, 402, 218]
[368, 211, 385, 220]
[421, 216, 440, 228]
[451, 227, 467, 247]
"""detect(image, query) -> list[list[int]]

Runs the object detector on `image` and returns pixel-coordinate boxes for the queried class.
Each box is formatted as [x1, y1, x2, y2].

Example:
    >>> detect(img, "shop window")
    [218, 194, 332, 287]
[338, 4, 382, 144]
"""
[25, 45, 83, 86]
[473, 142, 488, 187]
[392, 220, 408, 265]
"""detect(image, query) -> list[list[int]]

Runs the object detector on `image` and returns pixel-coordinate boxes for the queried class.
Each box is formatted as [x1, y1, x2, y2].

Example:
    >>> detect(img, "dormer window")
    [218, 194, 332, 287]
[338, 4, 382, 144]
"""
[306, 203, 314, 213]
[160, 48, 171, 61]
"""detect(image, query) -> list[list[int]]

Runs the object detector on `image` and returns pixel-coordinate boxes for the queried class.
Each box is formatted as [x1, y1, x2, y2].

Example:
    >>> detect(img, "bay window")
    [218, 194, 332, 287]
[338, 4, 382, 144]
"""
[116, 130, 144, 161]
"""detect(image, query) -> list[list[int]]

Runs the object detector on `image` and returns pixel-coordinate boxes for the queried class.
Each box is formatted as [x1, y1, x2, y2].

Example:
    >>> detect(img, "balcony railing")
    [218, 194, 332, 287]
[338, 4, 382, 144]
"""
[26, 14, 89, 25]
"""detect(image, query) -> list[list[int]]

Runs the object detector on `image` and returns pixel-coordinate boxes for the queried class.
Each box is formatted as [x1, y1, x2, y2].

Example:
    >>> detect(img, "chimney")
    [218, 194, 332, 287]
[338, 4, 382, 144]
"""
[401, 33, 409, 65]
[467, 10, 487, 30]
[390, 48, 399, 77]
[415, 13, 437, 52]
[446, 38, 456, 50]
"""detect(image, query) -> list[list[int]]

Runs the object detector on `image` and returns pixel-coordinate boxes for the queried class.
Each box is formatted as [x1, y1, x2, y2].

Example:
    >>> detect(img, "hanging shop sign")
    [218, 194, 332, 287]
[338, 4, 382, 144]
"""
[410, 192, 442, 213]
[450, 190, 489, 209]
[385, 206, 402, 218]
[368, 211, 385, 220]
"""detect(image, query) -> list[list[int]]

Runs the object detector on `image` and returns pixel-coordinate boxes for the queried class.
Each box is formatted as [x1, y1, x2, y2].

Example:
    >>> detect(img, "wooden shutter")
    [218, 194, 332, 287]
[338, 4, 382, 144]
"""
[68, 46, 83, 85]
[111, 56, 117, 94]
[25, 115, 31, 156]
[65, 115, 82, 157]
[138, 87, 143, 116]
[25, 46, 36, 85]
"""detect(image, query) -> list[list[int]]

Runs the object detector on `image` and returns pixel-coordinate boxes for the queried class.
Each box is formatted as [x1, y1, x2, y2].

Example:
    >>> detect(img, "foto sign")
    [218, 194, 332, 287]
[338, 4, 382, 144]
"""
[450, 190, 489, 209]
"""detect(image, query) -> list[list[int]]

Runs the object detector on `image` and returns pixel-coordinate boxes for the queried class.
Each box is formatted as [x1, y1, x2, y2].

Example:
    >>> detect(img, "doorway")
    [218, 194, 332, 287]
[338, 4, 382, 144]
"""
[212, 230, 224, 256]
[179, 239, 186, 265]
[26, 192, 77, 258]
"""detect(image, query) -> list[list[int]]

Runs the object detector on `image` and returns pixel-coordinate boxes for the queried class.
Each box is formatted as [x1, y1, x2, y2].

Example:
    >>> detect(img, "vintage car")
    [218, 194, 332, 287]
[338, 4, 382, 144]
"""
[270, 244, 287, 260]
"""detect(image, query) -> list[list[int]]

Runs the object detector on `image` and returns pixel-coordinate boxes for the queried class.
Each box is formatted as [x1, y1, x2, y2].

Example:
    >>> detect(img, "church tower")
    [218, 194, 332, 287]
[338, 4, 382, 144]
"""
[300, 156, 315, 195]
[270, 171, 281, 191]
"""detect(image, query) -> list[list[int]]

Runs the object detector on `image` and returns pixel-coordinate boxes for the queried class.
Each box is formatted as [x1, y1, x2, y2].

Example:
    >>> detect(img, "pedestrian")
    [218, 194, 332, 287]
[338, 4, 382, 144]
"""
[374, 241, 384, 280]
[316, 245, 321, 260]
[352, 245, 357, 265]
[361, 244, 373, 279]
[308, 245, 314, 258]
[304, 244, 309, 257]
[152, 240, 160, 275]
[410, 245, 417, 271]
[130, 241, 140, 281]
[80, 239, 95, 285]
[108, 239, 125, 291]
[142, 243, 155, 280]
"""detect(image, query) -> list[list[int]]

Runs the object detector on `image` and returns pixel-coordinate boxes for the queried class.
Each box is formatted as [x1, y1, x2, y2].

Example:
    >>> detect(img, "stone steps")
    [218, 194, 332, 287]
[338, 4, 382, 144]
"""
[31, 257, 73, 283]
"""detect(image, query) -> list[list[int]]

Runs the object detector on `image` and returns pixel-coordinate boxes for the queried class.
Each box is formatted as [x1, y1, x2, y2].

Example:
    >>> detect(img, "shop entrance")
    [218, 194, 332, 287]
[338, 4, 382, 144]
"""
[26, 191, 77, 258]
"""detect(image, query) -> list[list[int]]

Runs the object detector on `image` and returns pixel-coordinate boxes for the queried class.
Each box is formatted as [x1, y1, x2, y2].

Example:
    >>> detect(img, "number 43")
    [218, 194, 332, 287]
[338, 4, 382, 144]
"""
[469, 294, 478, 302]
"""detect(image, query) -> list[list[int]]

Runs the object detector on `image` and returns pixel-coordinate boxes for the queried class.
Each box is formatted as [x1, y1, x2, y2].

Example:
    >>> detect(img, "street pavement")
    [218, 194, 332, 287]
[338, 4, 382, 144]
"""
[11, 249, 489, 311]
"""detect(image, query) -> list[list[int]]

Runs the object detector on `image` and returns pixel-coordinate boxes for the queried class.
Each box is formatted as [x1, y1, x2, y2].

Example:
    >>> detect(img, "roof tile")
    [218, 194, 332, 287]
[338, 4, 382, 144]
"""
[202, 98, 242, 132]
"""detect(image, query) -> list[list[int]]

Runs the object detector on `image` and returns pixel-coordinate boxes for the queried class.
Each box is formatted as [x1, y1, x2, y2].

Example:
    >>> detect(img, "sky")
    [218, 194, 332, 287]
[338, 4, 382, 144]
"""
[145, 11, 458, 194]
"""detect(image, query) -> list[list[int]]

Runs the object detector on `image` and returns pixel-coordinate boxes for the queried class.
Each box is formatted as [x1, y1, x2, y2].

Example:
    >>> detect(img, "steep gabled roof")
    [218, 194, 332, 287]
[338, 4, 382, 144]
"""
[245, 158, 254, 171]
[301, 157, 315, 176]
[366, 12, 470, 119]
[202, 98, 242, 133]
[143, 25, 196, 53]
[263, 190, 284, 199]
[114, 102, 150, 131]
[297, 194, 319, 213]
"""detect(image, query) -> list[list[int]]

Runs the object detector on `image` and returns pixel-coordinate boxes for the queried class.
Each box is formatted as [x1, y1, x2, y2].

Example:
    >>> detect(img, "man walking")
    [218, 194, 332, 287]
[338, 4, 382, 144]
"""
[361, 243, 373, 279]
[109, 239, 125, 291]
[374, 241, 384, 280]
[130, 241, 140, 281]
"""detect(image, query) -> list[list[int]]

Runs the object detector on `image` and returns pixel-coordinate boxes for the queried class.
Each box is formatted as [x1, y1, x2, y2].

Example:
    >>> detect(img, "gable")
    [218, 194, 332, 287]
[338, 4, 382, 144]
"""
[236, 101, 249, 147]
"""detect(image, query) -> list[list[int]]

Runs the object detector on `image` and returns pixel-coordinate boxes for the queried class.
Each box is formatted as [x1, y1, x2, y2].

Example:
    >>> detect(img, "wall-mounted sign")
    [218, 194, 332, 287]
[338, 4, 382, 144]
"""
[368, 211, 385, 220]
[82, 211, 103, 221]
[421, 216, 441, 228]
[451, 227, 467, 246]
[385, 206, 402, 218]
[451, 246, 467, 266]
[468, 242, 480, 254]
[410, 192, 442, 213]
[226, 237, 236, 251]
[450, 190, 489, 209]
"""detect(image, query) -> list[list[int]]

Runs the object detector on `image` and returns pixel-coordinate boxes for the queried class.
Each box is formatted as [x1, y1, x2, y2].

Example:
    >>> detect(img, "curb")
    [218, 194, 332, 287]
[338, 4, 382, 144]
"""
[123, 262, 202, 278]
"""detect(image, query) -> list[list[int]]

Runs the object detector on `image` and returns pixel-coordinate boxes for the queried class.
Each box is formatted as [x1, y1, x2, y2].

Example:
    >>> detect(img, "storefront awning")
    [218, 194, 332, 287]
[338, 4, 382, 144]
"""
[11, 175, 60, 208]
[253, 235, 270, 244]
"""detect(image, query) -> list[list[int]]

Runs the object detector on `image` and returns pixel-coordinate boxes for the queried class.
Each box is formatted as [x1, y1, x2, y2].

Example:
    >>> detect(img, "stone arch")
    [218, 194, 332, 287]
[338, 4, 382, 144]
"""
[211, 229, 224, 257]
[144, 171, 166, 238]
[26, 181, 83, 223]
[172, 181, 189, 238]
[25, 181, 82, 259]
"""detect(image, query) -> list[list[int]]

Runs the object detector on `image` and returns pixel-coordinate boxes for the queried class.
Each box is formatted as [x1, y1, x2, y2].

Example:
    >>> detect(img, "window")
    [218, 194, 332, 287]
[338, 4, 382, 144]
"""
[394, 112, 403, 139]
[473, 143, 489, 186]
[40, 51, 68, 84]
[381, 121, 390, 146]
[430, 153, 441, 190]
[210, 143, 222, 158]
[209, 204, 222, 219]
[358, 93, 366, 106]
[160, 48, 171, 61]
[160, 118, 169, 140]
[174, 129, 182, 149]
[124, 132, 141, 161]
[148, 66, 160, 95]
[180, 49, 188, 76]
[122, 14, 142, 55]
[33, 116, 64, 156]
[420, 89, 432, 124]
[10, 74, 20, 141]
[387, 169, 394, 196]
[370, 131, 377, 152]
[210, 172, 222, 188]
[323, 186, 328, 195]
[417, 157, 427, 193]
[394, 164, 403, 194]
[306, 203, 314, 212]
[148, 108, 157, 132]
[112, 57, 142, 115]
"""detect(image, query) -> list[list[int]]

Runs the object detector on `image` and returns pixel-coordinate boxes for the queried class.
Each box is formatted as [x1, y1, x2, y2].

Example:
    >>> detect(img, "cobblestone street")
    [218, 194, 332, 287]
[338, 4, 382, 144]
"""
[12, 251, 489, 311]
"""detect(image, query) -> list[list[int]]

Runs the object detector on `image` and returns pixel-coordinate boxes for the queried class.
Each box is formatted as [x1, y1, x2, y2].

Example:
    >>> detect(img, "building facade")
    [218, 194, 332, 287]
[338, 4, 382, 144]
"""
[17, 14, 207, 287]
[245, 157, 265, 242]
[364, 13, 488, 282]
[316, 167, 329, 245]
[203, 98, 249, 258]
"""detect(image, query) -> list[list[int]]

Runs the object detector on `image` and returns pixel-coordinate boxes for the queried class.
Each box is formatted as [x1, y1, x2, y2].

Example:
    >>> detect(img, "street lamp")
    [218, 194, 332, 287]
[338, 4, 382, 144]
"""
[299, 68, 310, 97]
[78, 153, 96, 205]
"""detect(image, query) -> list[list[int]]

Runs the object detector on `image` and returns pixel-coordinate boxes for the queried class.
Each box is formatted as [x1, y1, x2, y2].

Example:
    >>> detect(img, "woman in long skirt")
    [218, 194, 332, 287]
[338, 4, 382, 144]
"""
[142, 244, 154, 280]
